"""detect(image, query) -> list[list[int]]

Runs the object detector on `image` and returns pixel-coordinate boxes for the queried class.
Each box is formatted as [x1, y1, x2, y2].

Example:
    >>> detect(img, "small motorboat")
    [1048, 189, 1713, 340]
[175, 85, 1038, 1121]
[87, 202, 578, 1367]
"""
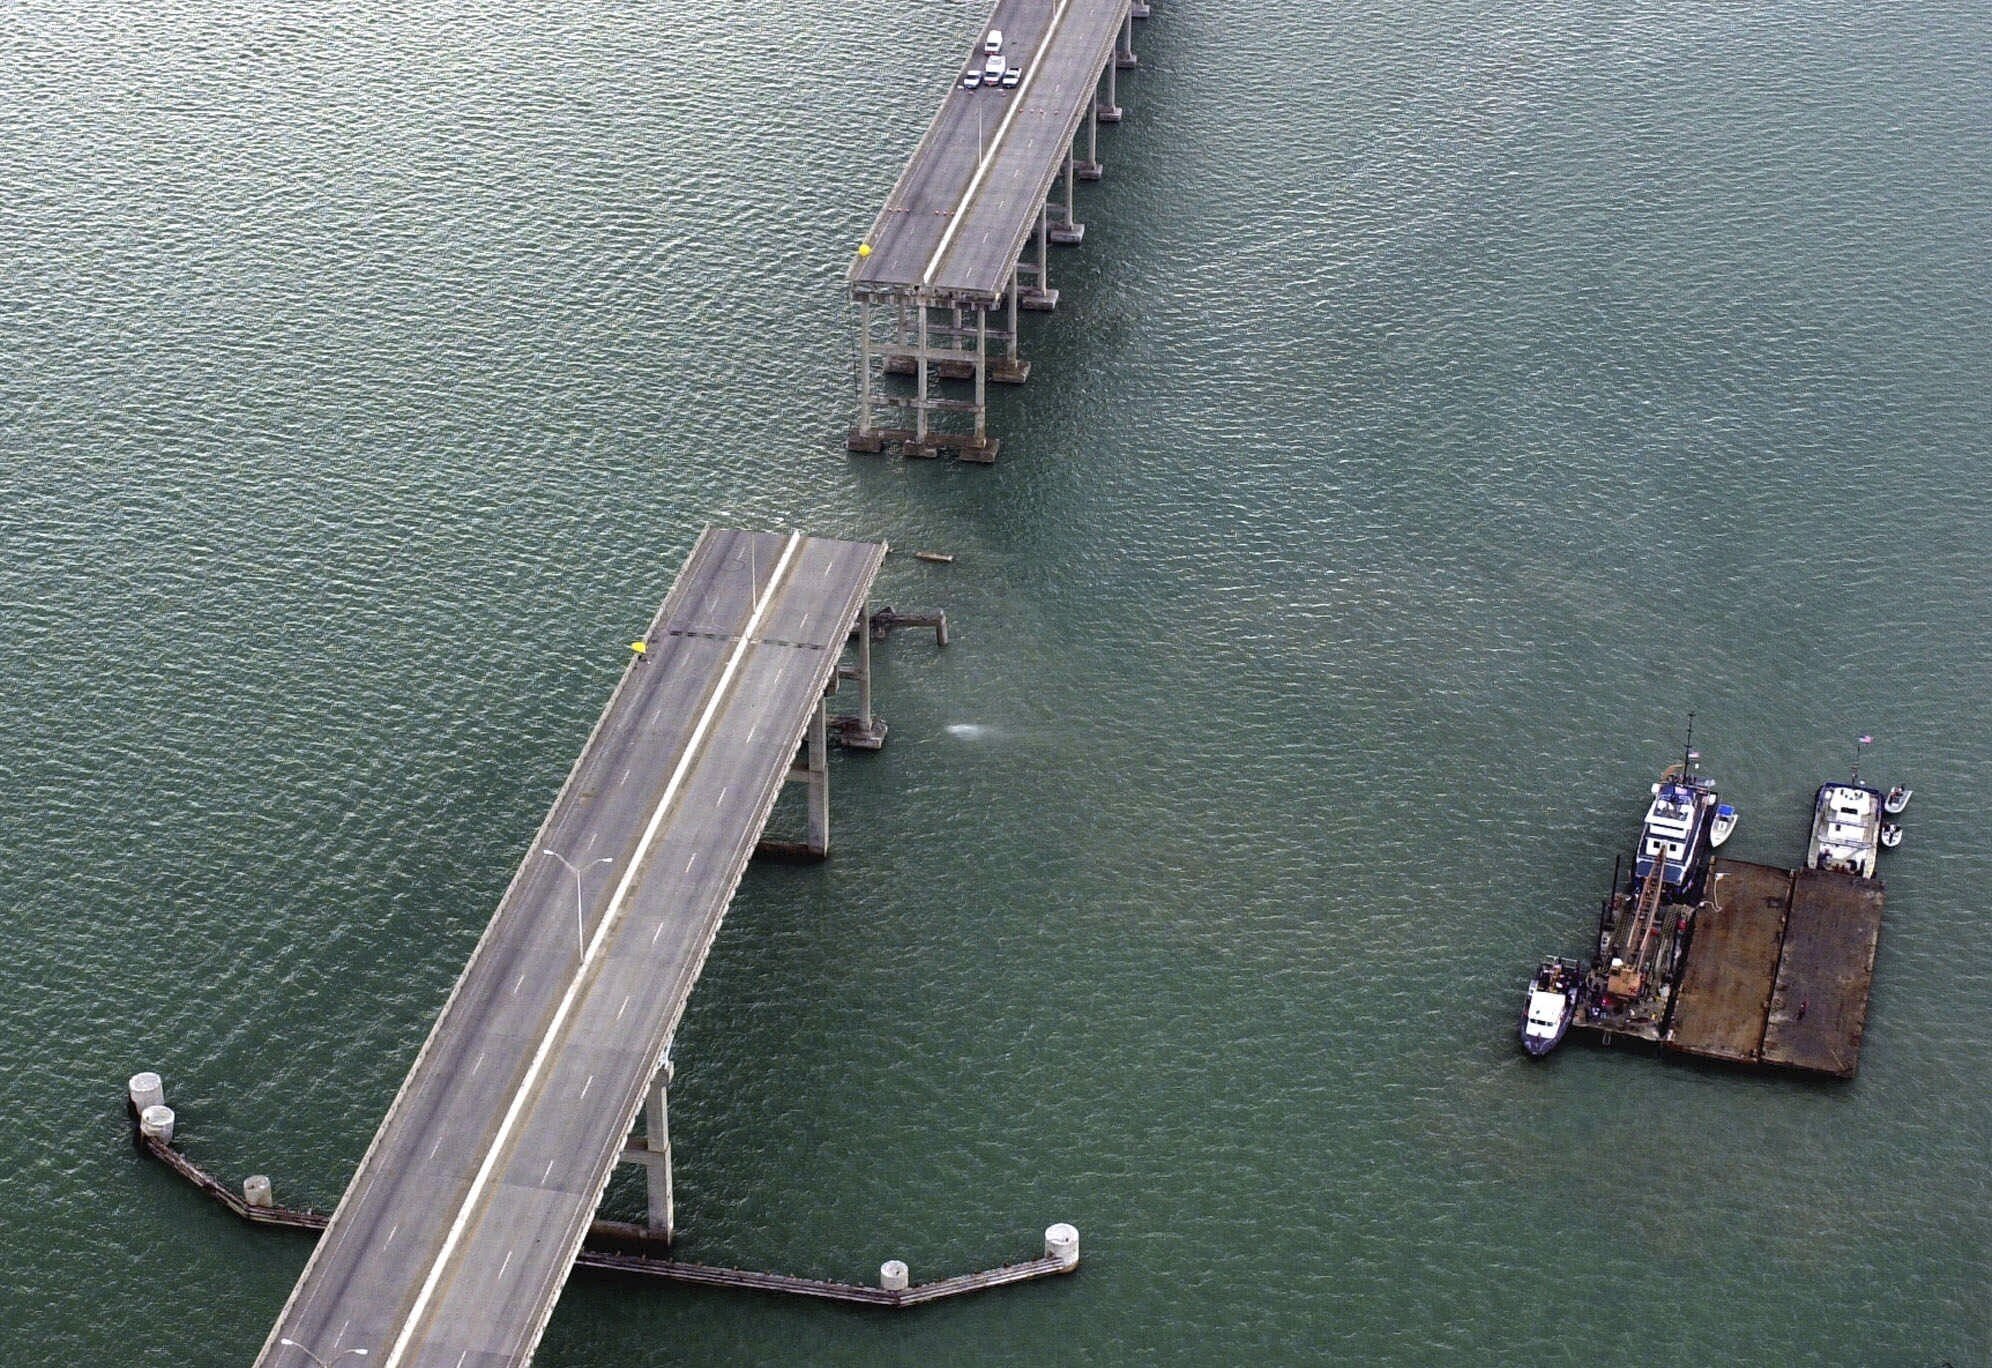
[1880, 822, 1904, 849]
[1709, 803, 1739, 848]
[1520, 957, 1581, 1057]
[1884, 786, 1913, 815]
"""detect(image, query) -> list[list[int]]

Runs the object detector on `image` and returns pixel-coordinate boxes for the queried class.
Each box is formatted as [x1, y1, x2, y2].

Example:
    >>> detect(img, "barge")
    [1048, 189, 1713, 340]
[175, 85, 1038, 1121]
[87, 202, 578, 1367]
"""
[1526, 733, 1897, 1079]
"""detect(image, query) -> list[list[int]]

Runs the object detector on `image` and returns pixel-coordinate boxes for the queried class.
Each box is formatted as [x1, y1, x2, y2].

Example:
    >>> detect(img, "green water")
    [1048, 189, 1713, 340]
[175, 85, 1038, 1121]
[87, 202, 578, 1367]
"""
[2, 0, 1987, 1363]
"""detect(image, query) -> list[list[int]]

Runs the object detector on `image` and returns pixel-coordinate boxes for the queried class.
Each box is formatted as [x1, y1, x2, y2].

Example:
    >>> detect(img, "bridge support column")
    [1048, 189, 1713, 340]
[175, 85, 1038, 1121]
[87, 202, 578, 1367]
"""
[913, 297, 930, 449]
[1117, 6, 1138, 67]
[853, 614, 873, 734]
[1097, 56, 1122, 123]
[834, 606, 889, 747]
[1050, 147, 1085, 245]
[621, 1057, 675, 1245]
[1018, 208, 1058, 311]
[985, 287, 1028, 385]
[759, 696, 835, 857]
[974, 306, 987, 440]
[805, 697, 830, 852]
[847, 298, 881, 452]
[1077, 101, 1103, 180]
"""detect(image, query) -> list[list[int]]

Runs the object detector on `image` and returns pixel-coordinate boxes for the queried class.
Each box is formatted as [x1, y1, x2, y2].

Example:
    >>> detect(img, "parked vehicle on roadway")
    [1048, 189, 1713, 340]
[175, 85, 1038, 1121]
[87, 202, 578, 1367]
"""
[1001, 64, 1022, 88]
[961, 68, 983, 89]
[983, 55, 1006, 83]
[984, 29, 1004, 54]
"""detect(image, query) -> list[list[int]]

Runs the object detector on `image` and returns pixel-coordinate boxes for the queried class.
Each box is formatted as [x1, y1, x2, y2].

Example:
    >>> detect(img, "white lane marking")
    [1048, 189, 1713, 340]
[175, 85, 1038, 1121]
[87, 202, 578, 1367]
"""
[684, 852, 699, 874]
[923, 0, 1073, 286]
[622, 767, 632, 786]
[542, 1157, 557, 1185]
[616, 994, 631, 1022]
[586, 830, 599, 851]
[337, 1318, 350, 1346]
[652, 921, 666, 946]
[470, 1051, 485, 1077]
[580, 1074, 594, 1101]
[429, 1132, 445, 1160]
[498, 1249, 513, 1280]
[382, 532, 807, 1368]
[717, 784, 728, 805]
[385, 1222, 399, 1248]
[513, 972, 526, 996]
[455, 1354, 468, 1368]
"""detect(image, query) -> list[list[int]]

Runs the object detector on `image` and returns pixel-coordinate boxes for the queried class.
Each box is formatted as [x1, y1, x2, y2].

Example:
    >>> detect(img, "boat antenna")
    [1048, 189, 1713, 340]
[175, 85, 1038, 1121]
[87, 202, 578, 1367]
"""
[1684, 711, 1697, 773]
[1854, 732, 1872, 784]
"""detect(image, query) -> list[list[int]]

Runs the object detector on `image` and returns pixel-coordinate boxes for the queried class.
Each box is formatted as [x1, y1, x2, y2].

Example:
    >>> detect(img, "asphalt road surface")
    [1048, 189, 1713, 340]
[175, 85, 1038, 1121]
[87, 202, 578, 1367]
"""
[257, 529, 887, 1368]
[851, 0, 1130, 299]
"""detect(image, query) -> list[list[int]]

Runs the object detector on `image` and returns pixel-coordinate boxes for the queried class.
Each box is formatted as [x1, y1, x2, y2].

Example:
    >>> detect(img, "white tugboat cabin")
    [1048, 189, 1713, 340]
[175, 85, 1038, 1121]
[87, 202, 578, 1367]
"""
[1807, 781, 1884, 877]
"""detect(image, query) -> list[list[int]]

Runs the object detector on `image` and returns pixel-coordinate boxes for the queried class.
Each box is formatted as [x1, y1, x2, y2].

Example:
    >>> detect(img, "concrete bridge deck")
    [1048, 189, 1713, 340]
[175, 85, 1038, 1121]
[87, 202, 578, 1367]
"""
[849, 0, 1133, 302]
[846, 0, 1152, 459]
[257, 528, 886, 1368]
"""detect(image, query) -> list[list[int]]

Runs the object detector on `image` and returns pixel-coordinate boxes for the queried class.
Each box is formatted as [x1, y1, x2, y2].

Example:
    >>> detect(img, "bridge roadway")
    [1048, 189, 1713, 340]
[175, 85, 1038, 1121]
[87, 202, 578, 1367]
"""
[257, 528, 887, 1368]
[850, 0, 1130, 301]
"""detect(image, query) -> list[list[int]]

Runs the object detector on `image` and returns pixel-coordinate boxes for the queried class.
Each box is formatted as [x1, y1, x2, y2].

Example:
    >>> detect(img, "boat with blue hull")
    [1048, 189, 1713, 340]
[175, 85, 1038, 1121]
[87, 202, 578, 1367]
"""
[1634, 748, 1722, 902]
[1520, 957, 1581, 1056]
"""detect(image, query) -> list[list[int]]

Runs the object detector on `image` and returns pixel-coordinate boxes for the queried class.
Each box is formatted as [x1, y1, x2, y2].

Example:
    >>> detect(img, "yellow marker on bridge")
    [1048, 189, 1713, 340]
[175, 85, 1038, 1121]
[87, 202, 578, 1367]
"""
[857, 243, 872, 258]
[629, 640, 647, 655]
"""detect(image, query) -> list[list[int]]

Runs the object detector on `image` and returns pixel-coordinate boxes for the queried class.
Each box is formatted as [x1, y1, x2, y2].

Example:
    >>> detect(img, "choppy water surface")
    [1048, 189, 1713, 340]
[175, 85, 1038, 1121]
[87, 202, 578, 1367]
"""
[2, 1, 1987, 1363]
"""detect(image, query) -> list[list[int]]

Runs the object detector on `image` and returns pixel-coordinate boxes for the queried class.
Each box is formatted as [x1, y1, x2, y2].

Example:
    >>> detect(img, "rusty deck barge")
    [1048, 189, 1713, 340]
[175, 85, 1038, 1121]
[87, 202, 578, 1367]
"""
[1578, 857, 1885, 1078]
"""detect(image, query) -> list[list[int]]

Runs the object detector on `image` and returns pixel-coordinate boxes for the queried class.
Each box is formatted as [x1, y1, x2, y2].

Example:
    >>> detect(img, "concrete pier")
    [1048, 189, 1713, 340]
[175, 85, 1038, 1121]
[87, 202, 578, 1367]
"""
[847, 0, 1154, 461]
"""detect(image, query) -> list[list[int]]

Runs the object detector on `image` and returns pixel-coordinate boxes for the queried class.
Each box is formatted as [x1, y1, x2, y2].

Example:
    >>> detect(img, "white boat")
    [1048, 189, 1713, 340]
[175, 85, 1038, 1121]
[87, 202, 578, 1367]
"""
[1884, 785, 1913, 815]
[1808, 779, 1885, 877]
[1880, 822, 1904, 849]
[1709, 803, 1739, 848]
[1520, 957, 1581, 1057]
[1635, 759, 1720, 896]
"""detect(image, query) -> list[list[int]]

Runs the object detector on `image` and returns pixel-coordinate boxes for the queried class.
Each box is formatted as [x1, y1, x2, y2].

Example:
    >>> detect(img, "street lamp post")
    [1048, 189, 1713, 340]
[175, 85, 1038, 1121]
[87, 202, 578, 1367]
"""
[278, 1339, 368, 1367]
[543, 849, 613, 957]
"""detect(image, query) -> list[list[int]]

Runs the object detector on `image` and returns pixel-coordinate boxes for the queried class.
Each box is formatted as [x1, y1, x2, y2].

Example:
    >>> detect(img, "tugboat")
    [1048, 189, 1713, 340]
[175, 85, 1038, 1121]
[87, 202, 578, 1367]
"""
[1520, 957, 1581, 1056]
[1808, 737, 1886, 877]
[1884, 785, 1913, 815]
[1634, 721, 1723, 900]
